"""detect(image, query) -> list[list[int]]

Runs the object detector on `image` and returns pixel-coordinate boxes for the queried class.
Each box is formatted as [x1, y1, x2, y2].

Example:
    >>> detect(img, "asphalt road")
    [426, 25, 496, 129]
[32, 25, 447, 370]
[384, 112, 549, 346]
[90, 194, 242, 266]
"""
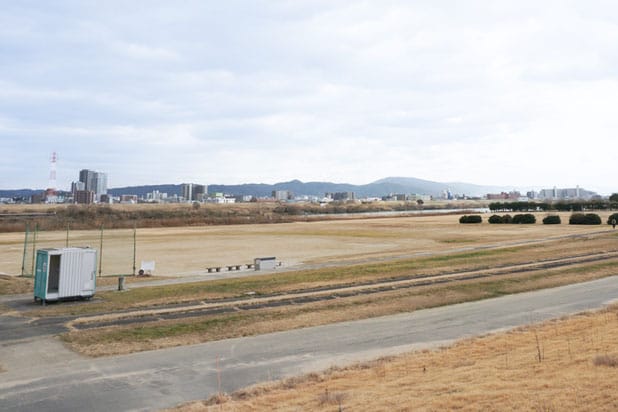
[2, 276, 618, 411]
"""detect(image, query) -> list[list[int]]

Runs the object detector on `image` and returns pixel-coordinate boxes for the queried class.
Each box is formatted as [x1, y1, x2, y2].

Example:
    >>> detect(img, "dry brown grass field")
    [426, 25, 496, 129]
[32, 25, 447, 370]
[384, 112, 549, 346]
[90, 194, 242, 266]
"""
[4, 210, 618, 361]
[4, 209, 618, 409]
[172, 305, 618, 412]
[0, 211, 614, 277]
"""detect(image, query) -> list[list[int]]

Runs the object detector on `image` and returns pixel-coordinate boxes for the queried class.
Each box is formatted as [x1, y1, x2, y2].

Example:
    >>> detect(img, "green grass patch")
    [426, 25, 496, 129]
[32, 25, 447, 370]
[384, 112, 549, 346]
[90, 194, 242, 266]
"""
[68, 314, 250, 344]
[62, 262, 618, 355]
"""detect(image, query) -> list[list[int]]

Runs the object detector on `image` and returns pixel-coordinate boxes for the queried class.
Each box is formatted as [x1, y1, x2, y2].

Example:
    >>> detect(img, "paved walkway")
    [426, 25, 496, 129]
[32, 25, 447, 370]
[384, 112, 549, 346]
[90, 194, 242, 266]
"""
[2, 276, 618, 411]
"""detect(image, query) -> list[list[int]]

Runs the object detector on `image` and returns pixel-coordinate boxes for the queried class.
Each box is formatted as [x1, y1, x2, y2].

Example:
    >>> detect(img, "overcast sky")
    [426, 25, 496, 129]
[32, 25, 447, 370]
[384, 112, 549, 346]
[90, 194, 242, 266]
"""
[2, 1, 618, 193]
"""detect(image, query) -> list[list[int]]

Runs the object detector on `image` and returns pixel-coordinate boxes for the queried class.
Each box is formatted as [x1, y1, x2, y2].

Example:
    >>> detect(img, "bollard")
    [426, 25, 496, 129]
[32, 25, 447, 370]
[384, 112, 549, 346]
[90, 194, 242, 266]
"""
[118, 275, 125, 291]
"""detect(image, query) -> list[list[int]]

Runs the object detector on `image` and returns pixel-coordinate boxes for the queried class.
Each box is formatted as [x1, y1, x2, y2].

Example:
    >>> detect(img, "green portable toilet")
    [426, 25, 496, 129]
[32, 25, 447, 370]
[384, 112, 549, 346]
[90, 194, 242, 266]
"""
[34, 247, 97, 304]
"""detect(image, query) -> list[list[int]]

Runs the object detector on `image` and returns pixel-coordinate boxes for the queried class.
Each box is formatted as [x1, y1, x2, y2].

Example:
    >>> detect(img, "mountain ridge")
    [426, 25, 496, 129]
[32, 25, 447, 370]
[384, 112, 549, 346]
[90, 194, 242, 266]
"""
[1, 177, 520, 199]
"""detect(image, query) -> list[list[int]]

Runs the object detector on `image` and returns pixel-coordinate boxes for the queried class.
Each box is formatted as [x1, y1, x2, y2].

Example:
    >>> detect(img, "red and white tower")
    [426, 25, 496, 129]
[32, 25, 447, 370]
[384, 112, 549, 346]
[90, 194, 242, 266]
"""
[45, 152, 58, 200]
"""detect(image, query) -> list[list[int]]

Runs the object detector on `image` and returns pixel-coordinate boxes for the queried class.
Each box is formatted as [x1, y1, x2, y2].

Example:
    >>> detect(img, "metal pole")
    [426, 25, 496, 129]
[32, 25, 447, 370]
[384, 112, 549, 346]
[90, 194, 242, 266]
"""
[30, 223, 38, 277]
[66, 223, 70, 247]
[132, 224, 137, 276]
[21, 223, 29, 277]
[98, 224, 104, 277]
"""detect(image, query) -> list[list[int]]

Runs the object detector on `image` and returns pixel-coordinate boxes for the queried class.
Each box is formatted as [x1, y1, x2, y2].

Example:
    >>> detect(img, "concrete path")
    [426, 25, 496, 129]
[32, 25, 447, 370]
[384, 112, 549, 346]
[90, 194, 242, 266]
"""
[1, 276, 618, 411]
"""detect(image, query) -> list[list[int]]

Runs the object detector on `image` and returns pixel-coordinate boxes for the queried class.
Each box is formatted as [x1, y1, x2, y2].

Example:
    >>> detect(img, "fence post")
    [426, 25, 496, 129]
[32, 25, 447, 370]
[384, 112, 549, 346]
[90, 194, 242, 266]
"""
[132, 224, 137, 276]
[30, 223, 38, 277]
[98, 224, 104, 277]
[21, 223, 29, 277]
[66, 223, 70, 247]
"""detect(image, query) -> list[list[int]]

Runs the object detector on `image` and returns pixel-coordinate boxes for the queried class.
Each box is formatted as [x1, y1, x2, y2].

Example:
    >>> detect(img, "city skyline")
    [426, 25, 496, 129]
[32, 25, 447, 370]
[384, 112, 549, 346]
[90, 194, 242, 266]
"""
[0, 153, 613, 197]
[2, 2, 618, 194]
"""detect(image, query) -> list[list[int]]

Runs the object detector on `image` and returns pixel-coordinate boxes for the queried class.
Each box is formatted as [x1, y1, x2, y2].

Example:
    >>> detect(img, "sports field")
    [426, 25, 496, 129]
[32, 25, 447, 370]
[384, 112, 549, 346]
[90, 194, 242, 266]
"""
[0, 212, 615, 277]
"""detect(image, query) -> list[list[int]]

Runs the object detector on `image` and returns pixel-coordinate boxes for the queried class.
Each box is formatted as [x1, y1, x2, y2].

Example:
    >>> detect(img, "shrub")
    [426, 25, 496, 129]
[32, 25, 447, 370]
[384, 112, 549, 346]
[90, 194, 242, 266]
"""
[569, 213, 602, 225]
[459, 215, 482, 224]
[542, 215, 561, 225]
[488, 214, 513, 224]
[607, 213, 618, 225]
[488, 214, 503, 224]
[512, 214, 536, 224]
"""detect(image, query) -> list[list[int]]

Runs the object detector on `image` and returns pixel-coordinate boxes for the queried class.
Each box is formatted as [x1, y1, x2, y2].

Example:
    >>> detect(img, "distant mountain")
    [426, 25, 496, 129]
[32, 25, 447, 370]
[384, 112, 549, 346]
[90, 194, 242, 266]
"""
[0, 189, 42, 199]
[1, 177, 517, 200]
[209, 180, 364, 197]
[210, 177, 510, 197]
[373, 177, 513, 197]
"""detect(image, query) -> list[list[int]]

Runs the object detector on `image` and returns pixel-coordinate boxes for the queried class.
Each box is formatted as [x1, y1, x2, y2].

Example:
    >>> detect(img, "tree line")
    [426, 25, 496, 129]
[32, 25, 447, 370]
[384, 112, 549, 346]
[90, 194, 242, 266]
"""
[489, 200, 618, 212]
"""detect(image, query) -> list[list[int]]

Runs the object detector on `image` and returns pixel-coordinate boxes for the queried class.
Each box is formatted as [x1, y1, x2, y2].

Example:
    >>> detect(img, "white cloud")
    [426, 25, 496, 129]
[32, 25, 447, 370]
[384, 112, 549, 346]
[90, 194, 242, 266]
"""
[2, 1, 618, 193]
[111, 42, 179, 61]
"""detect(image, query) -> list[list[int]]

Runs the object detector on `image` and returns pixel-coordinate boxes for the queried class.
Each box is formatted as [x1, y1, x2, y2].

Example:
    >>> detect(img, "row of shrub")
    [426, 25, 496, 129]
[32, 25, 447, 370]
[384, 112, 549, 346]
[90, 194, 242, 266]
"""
[461, 213, 618, 225]
[459, 215, 483, 224]
[488, 214, 537, 224]
[569, 213, 602, 225]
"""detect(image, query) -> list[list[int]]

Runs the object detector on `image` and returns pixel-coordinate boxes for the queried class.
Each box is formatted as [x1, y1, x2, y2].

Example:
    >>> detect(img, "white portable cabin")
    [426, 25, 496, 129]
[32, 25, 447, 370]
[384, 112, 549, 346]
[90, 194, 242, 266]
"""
[34, 247, 97, 304]
[254, 257, 277, 271]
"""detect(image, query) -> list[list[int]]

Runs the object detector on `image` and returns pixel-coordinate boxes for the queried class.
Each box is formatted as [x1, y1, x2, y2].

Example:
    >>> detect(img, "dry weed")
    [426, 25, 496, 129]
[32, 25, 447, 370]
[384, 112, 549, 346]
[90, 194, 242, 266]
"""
[592, 354, 618, 367]
[167, 304, 618, 411]
[317, 388, 347, 407]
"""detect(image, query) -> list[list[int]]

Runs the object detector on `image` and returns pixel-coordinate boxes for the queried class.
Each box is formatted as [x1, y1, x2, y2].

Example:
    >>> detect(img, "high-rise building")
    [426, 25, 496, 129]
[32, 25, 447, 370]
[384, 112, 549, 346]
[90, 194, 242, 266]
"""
[181, 183, 207, 202]
[79, 170, 95, 192]
[78, 169, 108, 201]
[93, 172, 107, 198]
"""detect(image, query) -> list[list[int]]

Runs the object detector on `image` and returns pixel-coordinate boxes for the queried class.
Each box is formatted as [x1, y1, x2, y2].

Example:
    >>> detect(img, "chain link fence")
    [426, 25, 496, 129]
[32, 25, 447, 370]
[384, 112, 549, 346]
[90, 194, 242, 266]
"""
[21, 223, 136, 277]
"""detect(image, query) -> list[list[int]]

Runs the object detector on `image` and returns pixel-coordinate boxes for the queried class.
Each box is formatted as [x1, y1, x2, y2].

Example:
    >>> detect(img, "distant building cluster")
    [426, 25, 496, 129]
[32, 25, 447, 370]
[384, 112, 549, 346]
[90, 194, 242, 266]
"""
[71, 169, 108, 204]
[2, 153, 607, 205]
[182, 183, 207, 202]
[325, 192, 355, 201]
[536, 186, 598, 200]
[486, 186, 599, 201]
[486, 191, 521, 200]
[273, 190, 293, 201]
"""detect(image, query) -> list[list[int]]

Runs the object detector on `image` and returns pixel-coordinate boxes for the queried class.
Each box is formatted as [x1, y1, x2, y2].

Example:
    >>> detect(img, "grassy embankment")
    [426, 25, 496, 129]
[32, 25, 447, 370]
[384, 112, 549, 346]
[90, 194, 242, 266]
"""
[0, 201, 483, 232]
[57, 234, 618, 356]
[171, 304, 618, 411]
